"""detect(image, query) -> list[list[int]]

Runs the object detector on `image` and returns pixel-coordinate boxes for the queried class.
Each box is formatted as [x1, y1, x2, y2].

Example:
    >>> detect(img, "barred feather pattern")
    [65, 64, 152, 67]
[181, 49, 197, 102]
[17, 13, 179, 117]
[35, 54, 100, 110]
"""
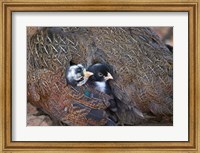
[27, 27, 173, 125]
[27, 69, 112, 126]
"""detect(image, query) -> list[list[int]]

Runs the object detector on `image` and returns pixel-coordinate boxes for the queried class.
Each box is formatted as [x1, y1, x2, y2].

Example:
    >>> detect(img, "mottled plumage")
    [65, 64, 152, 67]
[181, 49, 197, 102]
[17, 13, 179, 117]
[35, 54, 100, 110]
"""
[66, 64, 93, 86]
[27, 27, 173, 125]
[27, 69, 115, 126]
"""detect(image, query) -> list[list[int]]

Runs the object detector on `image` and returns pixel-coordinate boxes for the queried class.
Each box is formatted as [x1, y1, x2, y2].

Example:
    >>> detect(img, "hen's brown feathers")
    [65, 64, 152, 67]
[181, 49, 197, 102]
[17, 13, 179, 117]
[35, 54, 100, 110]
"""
[28, 69, 113, 126]
[27, 27, 173, 125]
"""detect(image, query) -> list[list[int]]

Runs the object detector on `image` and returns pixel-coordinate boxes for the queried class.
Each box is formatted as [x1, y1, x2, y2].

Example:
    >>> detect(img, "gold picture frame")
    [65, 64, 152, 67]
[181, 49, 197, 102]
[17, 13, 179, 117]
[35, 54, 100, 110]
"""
[0, 0, 199, 152]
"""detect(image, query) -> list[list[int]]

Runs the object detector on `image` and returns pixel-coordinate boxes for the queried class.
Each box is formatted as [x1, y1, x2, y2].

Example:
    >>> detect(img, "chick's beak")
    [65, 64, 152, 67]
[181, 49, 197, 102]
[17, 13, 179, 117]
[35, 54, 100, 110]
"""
[83, 70, 94, 78]
[104, 72, 113, 80]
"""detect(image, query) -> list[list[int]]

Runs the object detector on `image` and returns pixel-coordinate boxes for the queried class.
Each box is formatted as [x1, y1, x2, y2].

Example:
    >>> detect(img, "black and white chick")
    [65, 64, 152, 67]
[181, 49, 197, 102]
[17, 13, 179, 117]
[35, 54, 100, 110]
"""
[87, 63, 118, 113]
[66, 64, 94, 86]
[87, 63, 113, 94]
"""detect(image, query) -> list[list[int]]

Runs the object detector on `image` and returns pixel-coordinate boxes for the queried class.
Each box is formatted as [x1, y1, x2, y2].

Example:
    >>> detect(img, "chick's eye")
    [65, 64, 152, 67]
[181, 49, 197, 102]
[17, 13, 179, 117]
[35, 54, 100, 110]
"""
[76, 67, 82, 73]
[98, 72, 103, 77]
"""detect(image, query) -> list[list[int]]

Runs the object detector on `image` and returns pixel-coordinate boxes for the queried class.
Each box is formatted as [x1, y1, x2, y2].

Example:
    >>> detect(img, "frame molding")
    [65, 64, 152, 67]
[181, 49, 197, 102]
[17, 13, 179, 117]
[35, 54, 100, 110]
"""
[0, 0, 199, 152]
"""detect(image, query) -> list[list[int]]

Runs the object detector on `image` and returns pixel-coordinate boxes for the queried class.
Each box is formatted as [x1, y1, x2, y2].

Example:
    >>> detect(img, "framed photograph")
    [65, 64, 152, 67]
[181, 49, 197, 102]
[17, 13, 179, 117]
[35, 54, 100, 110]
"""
[0, 0, 199, 152]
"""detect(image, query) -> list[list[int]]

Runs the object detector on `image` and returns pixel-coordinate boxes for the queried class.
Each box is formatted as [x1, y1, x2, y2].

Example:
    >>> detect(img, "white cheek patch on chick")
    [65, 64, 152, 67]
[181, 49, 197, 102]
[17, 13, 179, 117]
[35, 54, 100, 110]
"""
[95, 81, 106, 92]
[67, 69, 76, 81]
[67, 66, 82, 81]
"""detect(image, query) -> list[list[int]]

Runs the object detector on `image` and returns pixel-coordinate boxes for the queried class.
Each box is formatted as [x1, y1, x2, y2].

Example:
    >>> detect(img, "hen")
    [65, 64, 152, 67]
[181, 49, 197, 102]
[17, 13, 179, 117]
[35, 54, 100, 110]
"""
[27, 27, 173, 125]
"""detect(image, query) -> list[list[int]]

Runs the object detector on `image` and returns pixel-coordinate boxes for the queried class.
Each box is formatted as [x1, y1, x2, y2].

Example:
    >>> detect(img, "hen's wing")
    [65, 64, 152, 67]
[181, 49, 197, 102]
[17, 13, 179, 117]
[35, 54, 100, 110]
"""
[89, 27, 173, 125]
[27, 69, 114, 126]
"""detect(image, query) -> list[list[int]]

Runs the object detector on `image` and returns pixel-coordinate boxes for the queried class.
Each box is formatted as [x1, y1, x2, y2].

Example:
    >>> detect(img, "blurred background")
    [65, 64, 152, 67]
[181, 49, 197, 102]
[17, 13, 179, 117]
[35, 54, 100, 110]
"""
[151, 27, 173, 46]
